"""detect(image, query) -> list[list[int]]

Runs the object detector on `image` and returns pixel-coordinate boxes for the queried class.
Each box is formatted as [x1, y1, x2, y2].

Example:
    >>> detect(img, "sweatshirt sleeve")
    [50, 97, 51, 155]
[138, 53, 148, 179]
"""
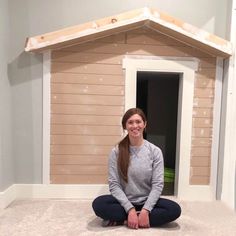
[108, 148, 134, 213]
[143, 147, 164, 212]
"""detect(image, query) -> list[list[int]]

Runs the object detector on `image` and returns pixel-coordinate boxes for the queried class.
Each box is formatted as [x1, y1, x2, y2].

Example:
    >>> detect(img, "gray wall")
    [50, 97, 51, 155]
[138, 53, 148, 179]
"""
[0, 0, 232, 191]
[0, 0, 14, 191]
[26, 0, 231, 38]
[8, 0, 43, 185]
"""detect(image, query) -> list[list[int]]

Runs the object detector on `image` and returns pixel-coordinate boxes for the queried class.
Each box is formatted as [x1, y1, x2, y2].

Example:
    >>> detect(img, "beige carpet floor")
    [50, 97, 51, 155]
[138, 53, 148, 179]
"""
[0, 198, 236, 236]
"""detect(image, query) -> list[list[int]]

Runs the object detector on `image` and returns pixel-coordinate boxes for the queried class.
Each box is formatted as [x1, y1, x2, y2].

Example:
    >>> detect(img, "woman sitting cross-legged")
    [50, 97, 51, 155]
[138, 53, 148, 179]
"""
[92, 108, 181, 229]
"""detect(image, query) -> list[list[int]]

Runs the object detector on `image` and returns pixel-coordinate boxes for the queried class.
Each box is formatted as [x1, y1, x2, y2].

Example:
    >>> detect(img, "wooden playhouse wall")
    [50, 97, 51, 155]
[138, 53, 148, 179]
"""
[50, 27, 216, 185]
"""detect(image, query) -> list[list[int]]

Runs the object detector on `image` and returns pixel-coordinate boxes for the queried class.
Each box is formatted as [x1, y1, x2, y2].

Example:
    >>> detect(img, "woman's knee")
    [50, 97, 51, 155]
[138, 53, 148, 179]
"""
[92, 195, 106, 213]
[92, 195, 116, 214]
[164, 199, 181, 220]
[171, 201, 181, 219]
[158, 198, 181, 220]
[92, 195, 126, 221]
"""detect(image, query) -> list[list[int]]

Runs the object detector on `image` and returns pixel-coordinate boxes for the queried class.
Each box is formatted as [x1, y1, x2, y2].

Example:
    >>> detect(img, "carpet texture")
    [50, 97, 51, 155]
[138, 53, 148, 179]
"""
[0, 199, 236, 235]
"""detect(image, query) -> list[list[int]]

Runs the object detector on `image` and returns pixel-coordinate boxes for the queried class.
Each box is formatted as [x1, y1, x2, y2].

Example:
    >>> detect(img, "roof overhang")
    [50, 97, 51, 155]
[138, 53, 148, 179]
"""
[25, 7, 232, 58]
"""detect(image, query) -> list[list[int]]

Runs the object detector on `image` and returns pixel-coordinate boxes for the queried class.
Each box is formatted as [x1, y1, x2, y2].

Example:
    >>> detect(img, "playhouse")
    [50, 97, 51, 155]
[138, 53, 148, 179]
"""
[25, 8, 232, 200]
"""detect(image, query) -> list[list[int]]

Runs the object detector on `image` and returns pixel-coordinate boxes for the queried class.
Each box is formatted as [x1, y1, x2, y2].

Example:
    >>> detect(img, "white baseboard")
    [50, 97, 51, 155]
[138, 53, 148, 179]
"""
[0, 184, 109, 209]
[0, 184, 17, 209]
[178, 185, 214, 201]
[0, 183, 214, 209]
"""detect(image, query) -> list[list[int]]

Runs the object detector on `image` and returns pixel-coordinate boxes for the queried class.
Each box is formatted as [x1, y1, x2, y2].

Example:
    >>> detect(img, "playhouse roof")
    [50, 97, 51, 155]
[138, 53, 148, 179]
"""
[25, 7, 232, 57]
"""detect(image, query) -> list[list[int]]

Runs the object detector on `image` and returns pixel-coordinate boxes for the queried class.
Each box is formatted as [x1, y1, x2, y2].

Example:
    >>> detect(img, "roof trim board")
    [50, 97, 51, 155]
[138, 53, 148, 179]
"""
[25, 7, 232, 57]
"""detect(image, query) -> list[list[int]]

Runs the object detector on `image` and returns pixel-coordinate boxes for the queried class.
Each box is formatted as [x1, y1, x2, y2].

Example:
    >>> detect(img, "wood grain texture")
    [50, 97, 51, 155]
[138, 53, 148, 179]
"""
[50, 28, 217, 185]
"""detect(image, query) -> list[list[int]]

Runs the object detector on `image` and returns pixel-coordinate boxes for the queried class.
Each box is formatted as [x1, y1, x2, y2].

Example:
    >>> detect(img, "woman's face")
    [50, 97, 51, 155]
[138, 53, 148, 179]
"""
[125, 114, 146, 139]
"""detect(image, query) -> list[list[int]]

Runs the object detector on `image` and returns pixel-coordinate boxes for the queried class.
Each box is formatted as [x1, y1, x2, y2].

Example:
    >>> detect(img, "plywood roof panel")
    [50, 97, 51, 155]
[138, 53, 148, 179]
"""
[25, 7, 232, 57]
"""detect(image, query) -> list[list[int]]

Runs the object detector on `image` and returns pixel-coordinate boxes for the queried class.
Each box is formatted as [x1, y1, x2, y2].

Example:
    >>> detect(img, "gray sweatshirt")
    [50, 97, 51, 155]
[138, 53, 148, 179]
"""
[108, 139, 164, 213]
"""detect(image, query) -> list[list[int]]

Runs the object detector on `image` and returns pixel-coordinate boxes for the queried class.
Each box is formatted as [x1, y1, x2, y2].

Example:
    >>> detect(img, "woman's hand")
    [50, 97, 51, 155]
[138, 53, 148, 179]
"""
[138, 208, 150, 228]
[127, 208, 139, 229]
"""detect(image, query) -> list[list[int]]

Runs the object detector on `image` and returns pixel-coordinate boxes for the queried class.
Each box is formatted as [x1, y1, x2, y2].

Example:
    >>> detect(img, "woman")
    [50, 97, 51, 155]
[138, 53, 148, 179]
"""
[92, 108, 181, 229]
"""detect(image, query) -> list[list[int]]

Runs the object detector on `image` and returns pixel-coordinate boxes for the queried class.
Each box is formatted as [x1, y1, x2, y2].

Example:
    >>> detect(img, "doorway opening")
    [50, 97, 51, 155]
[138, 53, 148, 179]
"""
[137, 71, 180, 195]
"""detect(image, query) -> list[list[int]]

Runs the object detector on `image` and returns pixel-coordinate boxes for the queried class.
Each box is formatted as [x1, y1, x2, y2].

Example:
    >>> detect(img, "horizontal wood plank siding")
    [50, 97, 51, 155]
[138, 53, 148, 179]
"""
[51, 33, 125, 183]
[50, 27, 216, 185]
[189, 176, 210, 185]
[192, 108, 213, 118]
[51, 62, 123, 75]
[51, 51, 123, 65]
[62, 42, 210, 58]
[51, 145, 112, 155]
[192, 138, 212, 147]
[51, 135, 121, 145]
[51, 104, 124, 115]
[51, 124, 122, 135]
[52, 94, 124, 105]
[51, 155, 108, 165]
[126, 33, 187, 46]
[51, 165, 107, 175]
[51, 83, 124, 96]
[195, 77, 215, 89]
[51, 175, 107, 184]
[51, 114, 121, 125]
[51, 73, 124, 85]
[191, 63, 215, 184]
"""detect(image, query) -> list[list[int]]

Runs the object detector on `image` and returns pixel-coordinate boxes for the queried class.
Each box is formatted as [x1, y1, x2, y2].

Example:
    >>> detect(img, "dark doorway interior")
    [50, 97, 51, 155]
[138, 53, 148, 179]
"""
[137, 71, 179, 195]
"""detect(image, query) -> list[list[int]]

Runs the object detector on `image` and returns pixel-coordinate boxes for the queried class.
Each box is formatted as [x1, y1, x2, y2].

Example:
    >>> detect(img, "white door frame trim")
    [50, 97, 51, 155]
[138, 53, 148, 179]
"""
[123, 57, 213, 200]
[221, 0, 236, 210]
[43, 51, 51, 184]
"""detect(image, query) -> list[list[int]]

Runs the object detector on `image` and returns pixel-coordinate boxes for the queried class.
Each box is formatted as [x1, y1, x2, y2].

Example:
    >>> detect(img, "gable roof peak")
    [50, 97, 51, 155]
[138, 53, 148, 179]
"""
[25, 7, 232, 57]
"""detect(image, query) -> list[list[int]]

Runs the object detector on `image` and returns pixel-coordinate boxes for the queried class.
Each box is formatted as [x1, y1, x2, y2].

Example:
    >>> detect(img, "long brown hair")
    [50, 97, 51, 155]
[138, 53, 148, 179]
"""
[118, 108, 147, 182]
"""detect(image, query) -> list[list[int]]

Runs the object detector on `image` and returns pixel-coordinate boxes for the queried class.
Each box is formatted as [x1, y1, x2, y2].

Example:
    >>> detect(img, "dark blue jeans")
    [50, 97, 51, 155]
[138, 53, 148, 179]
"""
[92, 194, 181, 227]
